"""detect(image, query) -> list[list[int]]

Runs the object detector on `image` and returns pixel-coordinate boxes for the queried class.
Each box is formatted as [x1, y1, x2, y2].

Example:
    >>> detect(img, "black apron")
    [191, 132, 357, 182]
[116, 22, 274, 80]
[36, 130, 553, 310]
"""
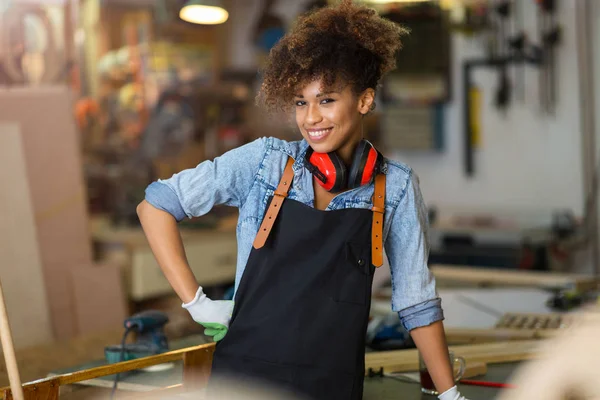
[209, 157, 386, 400]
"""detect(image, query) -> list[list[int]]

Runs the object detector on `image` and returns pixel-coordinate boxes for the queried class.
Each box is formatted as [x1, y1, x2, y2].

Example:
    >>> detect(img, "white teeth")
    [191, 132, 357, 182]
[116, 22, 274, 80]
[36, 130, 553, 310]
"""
[308, 128, 331, 137]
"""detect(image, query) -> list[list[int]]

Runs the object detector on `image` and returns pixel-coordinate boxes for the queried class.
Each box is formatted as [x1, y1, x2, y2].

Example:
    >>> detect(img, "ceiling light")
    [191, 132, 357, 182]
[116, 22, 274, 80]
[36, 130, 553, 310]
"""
[180, 0, 229, 25]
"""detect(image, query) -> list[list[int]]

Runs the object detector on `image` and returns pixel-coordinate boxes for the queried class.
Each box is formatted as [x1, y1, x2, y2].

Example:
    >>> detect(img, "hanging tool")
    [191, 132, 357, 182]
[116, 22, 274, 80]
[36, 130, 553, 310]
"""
[535, 0, 560, 114]
[463, 51, 543, 176]
[0, 280, 25, 400]
[494, 0, 511, 112]
[508, 0, 526, 102]
[535, 0, 546, 112]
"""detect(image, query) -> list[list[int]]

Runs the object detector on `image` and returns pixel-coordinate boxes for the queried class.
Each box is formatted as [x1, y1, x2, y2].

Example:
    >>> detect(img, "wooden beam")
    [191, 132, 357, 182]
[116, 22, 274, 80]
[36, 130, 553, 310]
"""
[430, 264, 598, 291]
[445, 327, 558, 345]
[0, 343, 216, 395]
[2, 378, 59, 400]
[365, 340, 540, 375]
[183, 346, 215, 391]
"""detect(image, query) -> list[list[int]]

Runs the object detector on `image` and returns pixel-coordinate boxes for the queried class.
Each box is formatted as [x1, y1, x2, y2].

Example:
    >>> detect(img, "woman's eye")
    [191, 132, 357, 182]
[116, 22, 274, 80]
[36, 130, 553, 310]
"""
[295, 100, 306, 107]
[320, 98, 335, 105]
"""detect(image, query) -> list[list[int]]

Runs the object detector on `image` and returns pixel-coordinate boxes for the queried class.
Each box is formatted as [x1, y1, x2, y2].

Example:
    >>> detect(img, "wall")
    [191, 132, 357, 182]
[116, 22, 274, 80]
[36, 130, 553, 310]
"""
[225, 0, 585, 220]
[392, 0, 584, 219]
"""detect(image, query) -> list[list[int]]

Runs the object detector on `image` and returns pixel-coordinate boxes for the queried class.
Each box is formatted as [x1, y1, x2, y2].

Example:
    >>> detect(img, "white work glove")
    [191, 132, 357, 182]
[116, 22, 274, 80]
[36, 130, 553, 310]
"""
[182, 286, 234, 342]
[438, 385, 468, 400]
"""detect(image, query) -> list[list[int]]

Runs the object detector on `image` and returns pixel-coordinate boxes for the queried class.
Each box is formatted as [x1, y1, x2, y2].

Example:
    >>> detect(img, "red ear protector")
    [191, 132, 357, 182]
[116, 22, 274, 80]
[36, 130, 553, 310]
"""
[303, 140, 382, 192]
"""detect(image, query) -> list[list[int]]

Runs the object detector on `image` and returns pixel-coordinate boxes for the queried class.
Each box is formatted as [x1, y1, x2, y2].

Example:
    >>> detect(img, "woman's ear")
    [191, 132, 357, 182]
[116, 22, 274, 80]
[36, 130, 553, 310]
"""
[358, 88, 375, 115]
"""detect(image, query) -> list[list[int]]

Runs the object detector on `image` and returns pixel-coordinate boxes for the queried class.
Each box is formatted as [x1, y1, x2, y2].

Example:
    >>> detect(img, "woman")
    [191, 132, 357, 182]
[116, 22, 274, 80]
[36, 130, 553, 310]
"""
[137, 1, 467, 399]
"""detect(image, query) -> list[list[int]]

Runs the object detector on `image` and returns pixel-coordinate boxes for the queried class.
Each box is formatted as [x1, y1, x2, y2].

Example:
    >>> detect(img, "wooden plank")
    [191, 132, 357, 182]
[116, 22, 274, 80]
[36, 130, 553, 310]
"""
[445, 327, 563, 345]
[0, 124, 53, 349]
[0, 89, 93, 340]
[494, 313, 573, 330]
[2, 378, 59, 400]
[365, 340, 540, 375]
[446, 328, 537, 344]
[69, 264, 127, 335]
[430, 265, 598, 291]
[183, 346, 214, 391]
[0, 343, 216, 394]
[462, 362, 487, 378]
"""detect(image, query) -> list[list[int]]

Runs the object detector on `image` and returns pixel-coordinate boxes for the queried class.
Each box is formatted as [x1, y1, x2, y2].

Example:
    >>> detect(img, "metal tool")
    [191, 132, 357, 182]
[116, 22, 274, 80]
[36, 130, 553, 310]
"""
[105, 310, 169, 363]
[106, 310, 169, 397]
[536, 0, 560, 114]
[494, 0, 511, 112]
[509, 0, 527, 102]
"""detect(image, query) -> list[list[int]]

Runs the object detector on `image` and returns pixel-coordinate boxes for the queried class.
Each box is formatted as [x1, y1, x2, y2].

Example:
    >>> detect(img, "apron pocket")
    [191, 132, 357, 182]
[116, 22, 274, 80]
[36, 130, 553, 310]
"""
[293, 368, 357, 400]
[241, 356, 296, 391]
[213, 354, 297, 396]
[334, 242, 373, 305]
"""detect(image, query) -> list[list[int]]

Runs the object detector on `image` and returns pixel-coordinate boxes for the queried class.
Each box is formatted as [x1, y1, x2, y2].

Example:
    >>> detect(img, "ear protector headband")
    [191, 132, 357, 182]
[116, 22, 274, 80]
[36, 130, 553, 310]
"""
[303, 140, 382, 192]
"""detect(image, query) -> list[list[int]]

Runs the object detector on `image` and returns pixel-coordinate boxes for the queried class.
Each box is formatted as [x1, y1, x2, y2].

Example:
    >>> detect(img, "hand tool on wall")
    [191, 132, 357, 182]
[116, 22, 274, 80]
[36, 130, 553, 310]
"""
[508, 0, 526, 102]
[0, 280, 25, 400]
[535, 0, 546, 111]
[536, 0, 560, 114]
[462, 1, 552, 176]
[494, 0, 511, 112]
[463, 52, 543, 176]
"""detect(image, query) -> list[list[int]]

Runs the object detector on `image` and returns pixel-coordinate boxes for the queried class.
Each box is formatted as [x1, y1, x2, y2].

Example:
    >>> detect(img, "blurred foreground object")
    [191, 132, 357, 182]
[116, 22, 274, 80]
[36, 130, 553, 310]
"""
[497, 305, 600, 400]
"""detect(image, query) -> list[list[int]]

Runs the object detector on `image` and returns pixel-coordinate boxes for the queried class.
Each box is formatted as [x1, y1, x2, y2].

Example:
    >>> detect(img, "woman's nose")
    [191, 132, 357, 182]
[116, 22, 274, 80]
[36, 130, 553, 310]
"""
[306, 103, 323, 124]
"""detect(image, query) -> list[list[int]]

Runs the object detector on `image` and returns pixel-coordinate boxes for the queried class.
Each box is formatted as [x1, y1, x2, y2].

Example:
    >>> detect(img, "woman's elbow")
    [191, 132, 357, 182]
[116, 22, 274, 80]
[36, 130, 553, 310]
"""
[136, 200, 152, 218]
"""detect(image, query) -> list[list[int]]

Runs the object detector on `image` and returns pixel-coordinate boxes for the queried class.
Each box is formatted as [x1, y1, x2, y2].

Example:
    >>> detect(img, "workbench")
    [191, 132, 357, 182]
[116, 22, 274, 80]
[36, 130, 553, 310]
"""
[49, 334, 518, 399]
[365, 363, 514, 399]
[54, 363, 516, 399]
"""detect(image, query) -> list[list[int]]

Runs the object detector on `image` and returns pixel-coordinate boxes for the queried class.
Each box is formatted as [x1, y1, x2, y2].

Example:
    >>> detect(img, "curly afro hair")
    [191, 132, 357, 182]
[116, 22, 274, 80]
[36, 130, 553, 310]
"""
[256, 0, 408, 114]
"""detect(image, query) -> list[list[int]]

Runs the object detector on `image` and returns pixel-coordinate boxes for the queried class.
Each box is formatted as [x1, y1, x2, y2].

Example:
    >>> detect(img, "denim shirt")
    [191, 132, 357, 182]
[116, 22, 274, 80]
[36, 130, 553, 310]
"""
[145, 136, 443, 331]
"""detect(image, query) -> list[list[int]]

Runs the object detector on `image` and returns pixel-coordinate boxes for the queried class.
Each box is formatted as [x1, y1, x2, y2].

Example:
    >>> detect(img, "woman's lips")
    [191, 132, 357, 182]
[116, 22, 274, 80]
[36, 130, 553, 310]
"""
[306, 127, 333, 142]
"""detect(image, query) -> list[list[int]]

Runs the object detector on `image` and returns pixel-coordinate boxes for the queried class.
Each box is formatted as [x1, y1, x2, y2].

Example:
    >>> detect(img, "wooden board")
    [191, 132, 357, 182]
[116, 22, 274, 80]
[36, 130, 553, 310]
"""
[0, 343, 216, 399]
[386, 362, 488, 382]
[443, 312, 573, 344]
[69, 263, 128, 336]
[0, 88, 93, 339]
[365, 340, 540, 375]
[430, 265, 598, 291]
[0, 123, 53, 349]
[495, 312, 573, 330]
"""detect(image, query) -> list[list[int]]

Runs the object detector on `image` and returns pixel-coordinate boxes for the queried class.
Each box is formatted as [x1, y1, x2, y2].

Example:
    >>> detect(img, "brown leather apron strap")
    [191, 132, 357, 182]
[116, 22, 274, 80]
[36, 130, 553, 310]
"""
[371, 173, 386, 267]
[253, 157, 295, 249]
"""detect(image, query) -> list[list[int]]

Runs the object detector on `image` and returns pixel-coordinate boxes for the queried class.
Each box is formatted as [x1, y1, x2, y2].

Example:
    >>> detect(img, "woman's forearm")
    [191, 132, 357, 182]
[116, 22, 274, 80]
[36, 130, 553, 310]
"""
[410, 320, 455, 393]
[136, 200, 199, 303]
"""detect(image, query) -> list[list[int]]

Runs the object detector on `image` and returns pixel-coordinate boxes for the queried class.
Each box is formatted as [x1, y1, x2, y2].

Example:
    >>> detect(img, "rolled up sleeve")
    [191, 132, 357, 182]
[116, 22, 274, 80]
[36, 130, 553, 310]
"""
[145, 181, 187, 222]
[385, 170, 443, 331]
[144, 137, 267, 220]
[398, 298, 444, 331]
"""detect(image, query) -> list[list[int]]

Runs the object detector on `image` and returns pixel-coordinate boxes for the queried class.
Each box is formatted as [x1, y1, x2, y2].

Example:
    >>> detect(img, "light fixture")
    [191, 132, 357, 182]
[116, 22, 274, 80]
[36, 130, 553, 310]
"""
[179, 0, 229, 25]
[363, 0, 432, 4]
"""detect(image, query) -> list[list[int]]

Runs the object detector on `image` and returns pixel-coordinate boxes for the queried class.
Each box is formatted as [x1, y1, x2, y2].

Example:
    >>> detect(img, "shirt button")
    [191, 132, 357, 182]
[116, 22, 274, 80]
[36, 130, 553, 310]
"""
[358, 258, 365, 266]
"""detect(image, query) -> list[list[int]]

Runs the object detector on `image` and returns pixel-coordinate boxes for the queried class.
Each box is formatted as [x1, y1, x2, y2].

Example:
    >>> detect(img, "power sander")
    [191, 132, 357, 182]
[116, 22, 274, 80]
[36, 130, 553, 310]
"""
[105, 310, 169, 364]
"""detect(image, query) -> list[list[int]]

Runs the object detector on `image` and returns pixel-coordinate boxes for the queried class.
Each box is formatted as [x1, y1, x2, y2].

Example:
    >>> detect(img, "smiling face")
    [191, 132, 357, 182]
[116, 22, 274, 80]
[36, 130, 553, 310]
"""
[294, 78, 374, 163]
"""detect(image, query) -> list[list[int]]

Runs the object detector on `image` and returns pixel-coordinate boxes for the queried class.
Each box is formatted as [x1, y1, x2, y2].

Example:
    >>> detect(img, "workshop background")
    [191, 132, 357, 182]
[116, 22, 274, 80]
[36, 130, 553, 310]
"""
[1, 0, 600, 398]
